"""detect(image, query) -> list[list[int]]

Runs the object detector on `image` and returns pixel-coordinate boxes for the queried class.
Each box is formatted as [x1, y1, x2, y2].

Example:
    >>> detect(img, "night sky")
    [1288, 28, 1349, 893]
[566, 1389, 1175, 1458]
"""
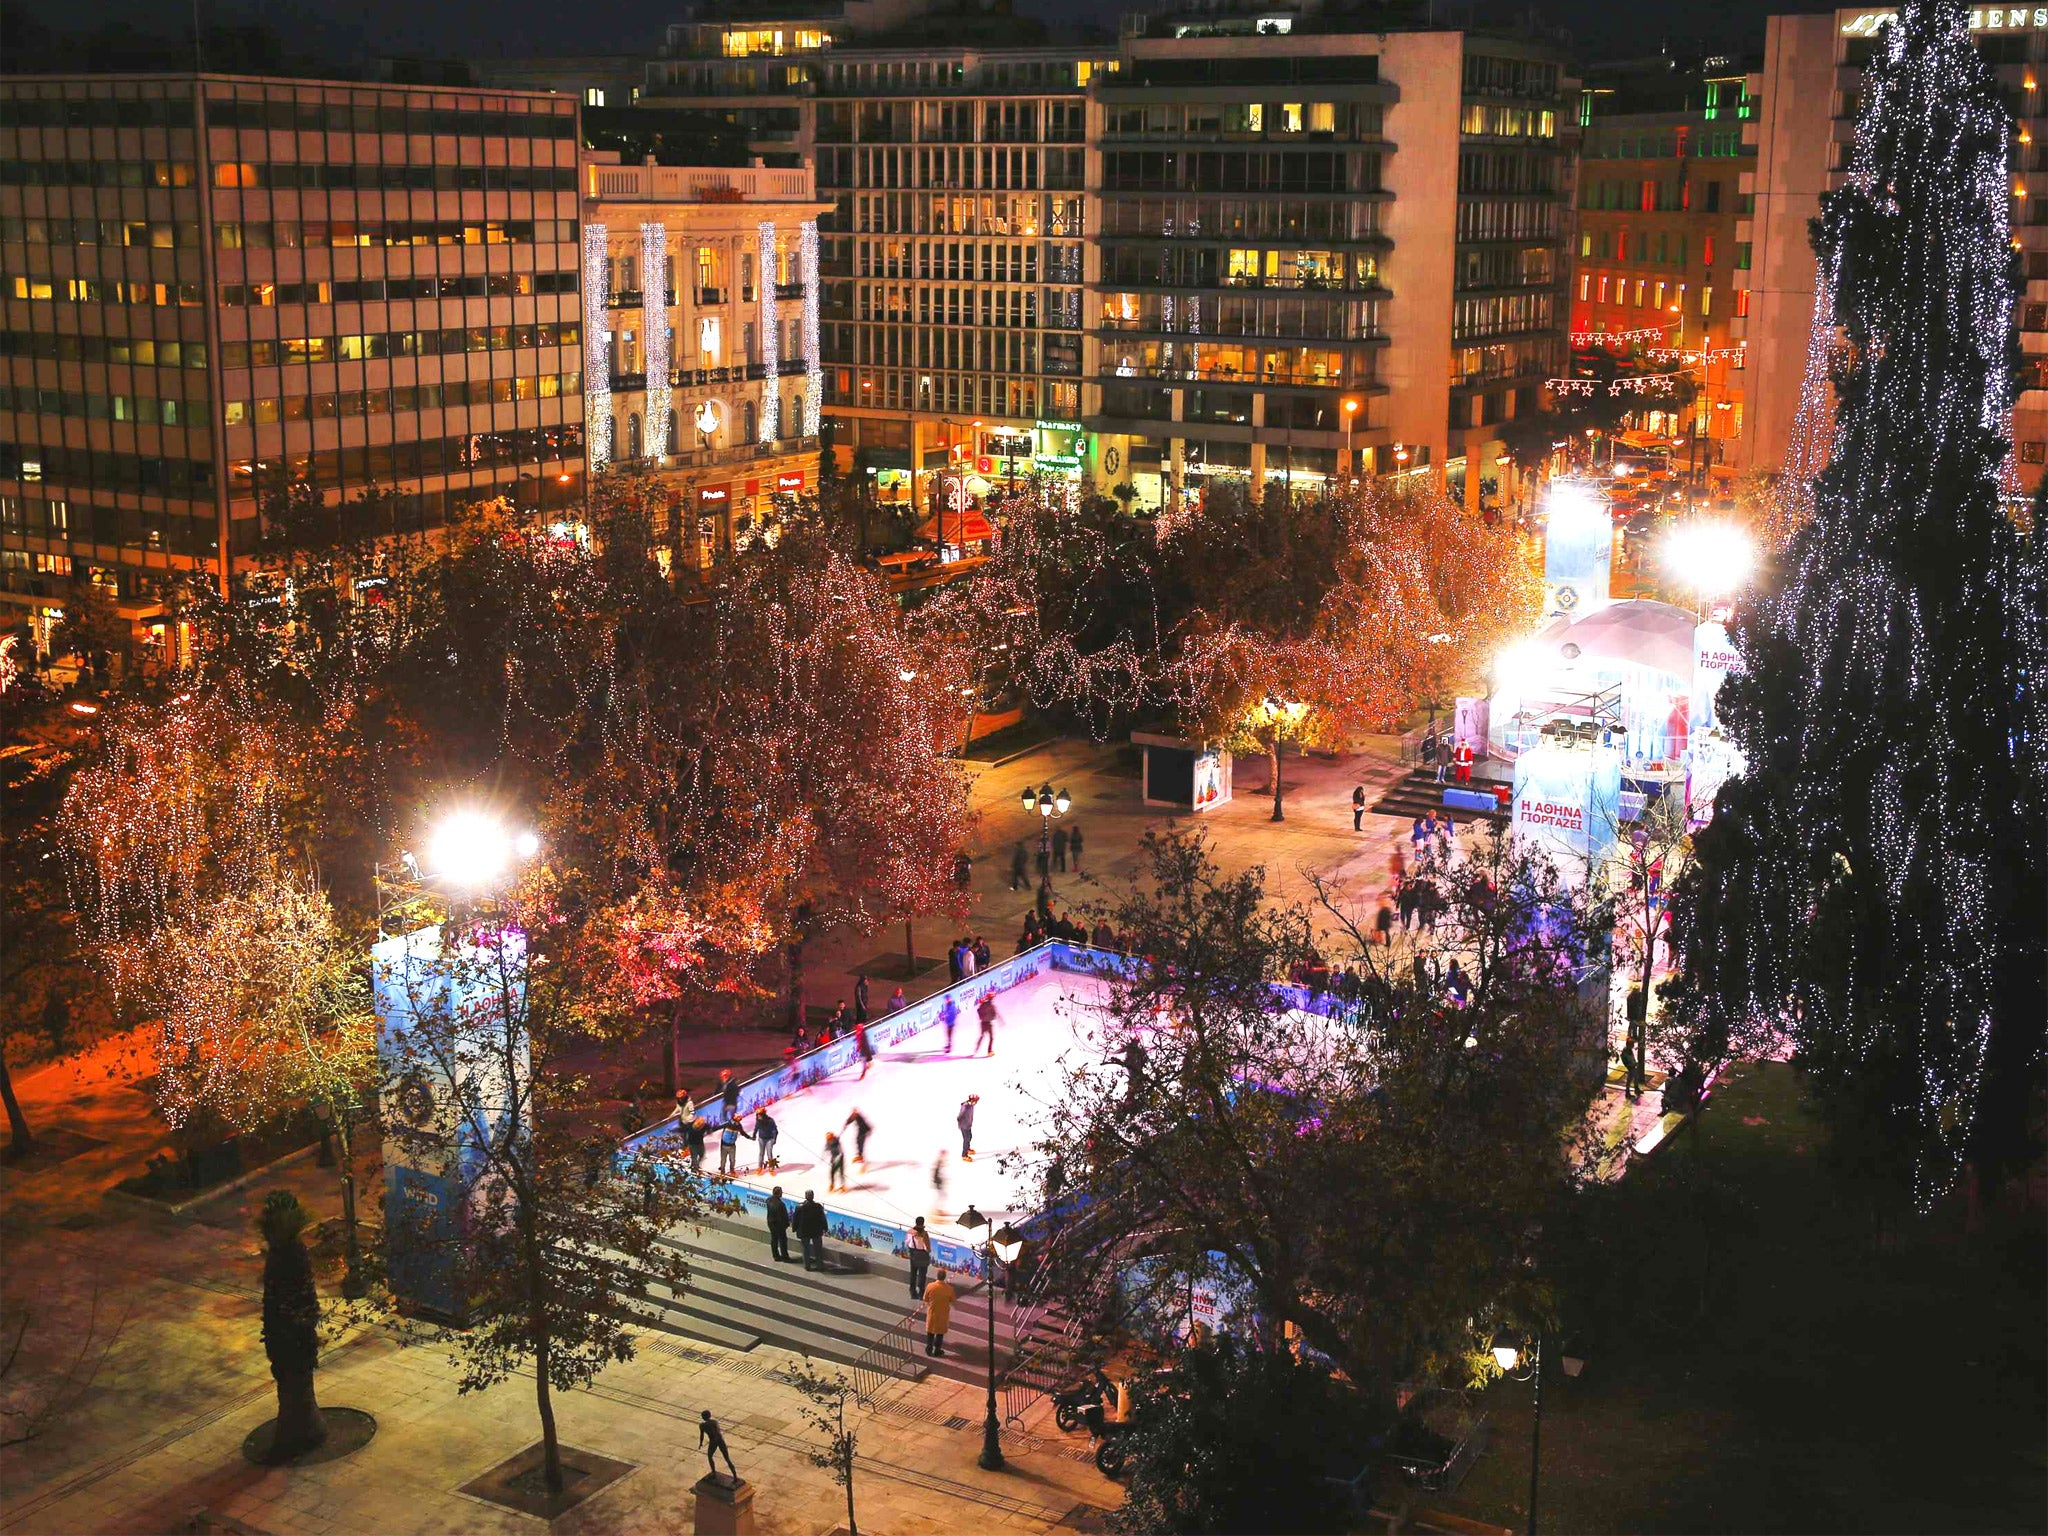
[25, 0, 1828, 71]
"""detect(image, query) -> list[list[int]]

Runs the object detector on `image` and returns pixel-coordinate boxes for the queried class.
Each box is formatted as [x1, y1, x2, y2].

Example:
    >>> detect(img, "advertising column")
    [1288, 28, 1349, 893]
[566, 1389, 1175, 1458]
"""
[1511, 738, 1625, 879]
[1542, 485, 1613, 618]
[374, 924, 531, 1323]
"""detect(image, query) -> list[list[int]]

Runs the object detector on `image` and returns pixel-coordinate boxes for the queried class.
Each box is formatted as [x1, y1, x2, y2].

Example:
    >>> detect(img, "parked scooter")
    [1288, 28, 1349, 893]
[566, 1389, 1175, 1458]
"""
[1081, 1400, 1135, 1478]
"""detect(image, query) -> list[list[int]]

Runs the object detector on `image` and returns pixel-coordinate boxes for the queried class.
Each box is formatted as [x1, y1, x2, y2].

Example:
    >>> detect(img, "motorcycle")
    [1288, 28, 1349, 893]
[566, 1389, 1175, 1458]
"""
[1052, 1368, 1115, 1434]
[1077, 1398, 1135, 1478]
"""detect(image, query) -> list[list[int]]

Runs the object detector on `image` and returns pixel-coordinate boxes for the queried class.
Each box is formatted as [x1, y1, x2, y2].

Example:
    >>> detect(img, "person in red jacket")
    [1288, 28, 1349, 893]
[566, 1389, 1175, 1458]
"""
[1452, 739, 1476, 785]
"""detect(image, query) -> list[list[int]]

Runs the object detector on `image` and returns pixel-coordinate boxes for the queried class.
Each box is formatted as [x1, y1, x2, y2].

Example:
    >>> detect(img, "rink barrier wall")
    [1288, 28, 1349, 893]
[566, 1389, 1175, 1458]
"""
[614, 941, 1362, 1276]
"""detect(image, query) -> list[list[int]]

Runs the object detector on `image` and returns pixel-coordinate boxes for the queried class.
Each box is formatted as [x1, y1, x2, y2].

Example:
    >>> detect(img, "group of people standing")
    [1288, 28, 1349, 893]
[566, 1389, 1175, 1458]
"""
[1011, 821, 1084, 890]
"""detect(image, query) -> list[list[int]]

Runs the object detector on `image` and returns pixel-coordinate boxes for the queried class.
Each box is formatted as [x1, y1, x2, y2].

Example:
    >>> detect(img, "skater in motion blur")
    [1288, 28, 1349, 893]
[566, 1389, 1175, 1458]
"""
[843, 1107, 873, 1167]
[975, 991, 998, 1056]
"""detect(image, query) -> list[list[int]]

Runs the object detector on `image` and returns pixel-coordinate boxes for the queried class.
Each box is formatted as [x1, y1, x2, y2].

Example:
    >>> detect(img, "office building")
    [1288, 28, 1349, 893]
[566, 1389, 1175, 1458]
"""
[0, 73, 585, 659]
[1738, 6, 2048, 490]
[641, 0, 1573, 515]
[1568, 56, 1759, 475]
[1090, 16, 1573, 512]
[582, 154, 828, 567]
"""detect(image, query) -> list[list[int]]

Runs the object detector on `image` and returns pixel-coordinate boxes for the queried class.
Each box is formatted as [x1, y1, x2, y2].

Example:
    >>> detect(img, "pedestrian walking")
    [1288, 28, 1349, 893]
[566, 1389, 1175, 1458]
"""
[718, 1118, 750, 1177]
[843, 1107, 872, 1166]
[1373, 901, 1394, 945]
[854, 1019, 874, 1078]
[1035, 842, 1051, 882]
[700, 1410, 738, 1483]
[1068, 823, 1083, 871]
[854, 972, 870, 1023]
[905, 1216, 932, 1299]
[1036, 876, 1054, 918]
[953, 850, 974, 890]
[922, 1267, 957, 1356]
[824, 1130, 847, 1192]
[753, 1106, 780, 1171]
[1009, 840, 1029, 891]
[940, 994, 959, 1053]
[958, 1094, 979, 1159]
[765, 1185, 793, 1262]
[1052, 825, 1069, 871]
[793, 1190, 828, 1270]
[1397, 878, 1418, 932]
[975, 992, 998, 1056]
[1352, 783, 1367, 831]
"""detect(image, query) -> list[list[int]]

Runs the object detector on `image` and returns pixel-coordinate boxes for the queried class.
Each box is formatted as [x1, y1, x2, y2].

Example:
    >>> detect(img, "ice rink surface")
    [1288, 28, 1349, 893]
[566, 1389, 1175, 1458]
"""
[719, 967, 1121, 1240]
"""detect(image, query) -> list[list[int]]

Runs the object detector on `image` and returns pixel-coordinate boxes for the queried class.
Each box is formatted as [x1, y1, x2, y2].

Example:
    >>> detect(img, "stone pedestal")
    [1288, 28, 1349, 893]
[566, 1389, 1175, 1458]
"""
[692, 1474, 755, 1536]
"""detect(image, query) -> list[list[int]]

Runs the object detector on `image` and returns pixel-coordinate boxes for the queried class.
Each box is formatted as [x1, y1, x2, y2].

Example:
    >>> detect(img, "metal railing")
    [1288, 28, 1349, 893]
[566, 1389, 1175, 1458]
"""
[851, 1306, 926, 1406]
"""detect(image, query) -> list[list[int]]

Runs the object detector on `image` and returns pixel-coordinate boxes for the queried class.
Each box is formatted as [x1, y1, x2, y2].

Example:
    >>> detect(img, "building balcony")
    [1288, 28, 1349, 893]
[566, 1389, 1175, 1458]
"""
[651, 435, 820, 472]
[775, 280, 807, 299]
[585, 161, 818, 204]
[608, 290, 644, 309]
[698, 287, 726, 306]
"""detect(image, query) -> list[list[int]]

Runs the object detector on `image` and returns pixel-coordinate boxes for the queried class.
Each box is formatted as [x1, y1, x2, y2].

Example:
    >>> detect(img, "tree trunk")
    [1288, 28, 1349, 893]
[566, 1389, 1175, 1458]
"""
[664, 998, 684, 1101]
[272, 1367, 326, 1456]
[0, 1045, 32, 1156]
[335, 1117, 366, 1300]
[786, 931, 809, 1031]
[844, 1437, 858, 1536]
[1269, 738, 1284, 823]
[536, 1337, 563, 1493]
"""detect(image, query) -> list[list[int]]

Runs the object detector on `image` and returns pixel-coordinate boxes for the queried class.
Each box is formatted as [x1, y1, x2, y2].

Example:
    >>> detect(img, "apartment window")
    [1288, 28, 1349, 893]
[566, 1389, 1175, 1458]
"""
[2023, 440, 2047, 463]
[1735, 242, 1753, 271]
[1703, 234, 1716, 267]
[1640, 179, 1656, 212]
[1704, 180, 1722, 213]
[1579, 273, 1590, 300]
[1598, 274, 1609, 302]
[1735, 288, 1750, 317]
[584, 87, 606, 107]
[1580, 232, 1592, 257]
[1654, 281, 1665, 310]
[1634, 279, 1646, 306]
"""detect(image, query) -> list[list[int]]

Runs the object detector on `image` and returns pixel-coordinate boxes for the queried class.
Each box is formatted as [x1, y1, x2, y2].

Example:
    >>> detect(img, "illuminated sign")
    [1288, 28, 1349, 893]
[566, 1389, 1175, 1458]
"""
[1842, 6, 2047, 30]
[776, 471, 805, 491]
[1035, 453, 1082, 470]
[1033, 419, 1084, 434]
[698, 483, 730, 504]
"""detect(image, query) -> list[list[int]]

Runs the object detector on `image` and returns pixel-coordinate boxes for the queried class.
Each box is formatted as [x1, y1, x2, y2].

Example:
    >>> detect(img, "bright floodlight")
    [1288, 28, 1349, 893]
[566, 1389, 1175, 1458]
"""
[1664, 522, 1755, 597]
[427, 811, 533, 892]
[1492, 1342, 1521, 1372]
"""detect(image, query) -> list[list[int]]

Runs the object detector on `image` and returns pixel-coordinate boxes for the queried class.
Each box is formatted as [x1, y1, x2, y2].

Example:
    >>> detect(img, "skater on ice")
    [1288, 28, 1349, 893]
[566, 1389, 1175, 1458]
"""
[975, 991, 999, 1056]
[843, 1107, 873, 1167]
[958, 1094, 979, 1160]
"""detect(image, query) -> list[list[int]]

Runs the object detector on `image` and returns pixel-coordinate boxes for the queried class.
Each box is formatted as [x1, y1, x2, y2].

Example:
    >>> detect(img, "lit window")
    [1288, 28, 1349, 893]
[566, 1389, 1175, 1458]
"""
[584, 87, 606, 107]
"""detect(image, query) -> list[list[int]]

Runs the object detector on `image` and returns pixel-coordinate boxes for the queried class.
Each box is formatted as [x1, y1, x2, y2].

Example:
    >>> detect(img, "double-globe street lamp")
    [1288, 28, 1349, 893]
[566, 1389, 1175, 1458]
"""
[960, 1212, 1025, 1470]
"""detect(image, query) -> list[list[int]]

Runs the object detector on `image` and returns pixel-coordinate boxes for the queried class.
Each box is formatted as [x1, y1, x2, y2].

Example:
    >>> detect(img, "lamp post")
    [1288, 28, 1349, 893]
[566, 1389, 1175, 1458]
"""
[1493, 1336, 1544, 1536]
[959, 1216, 1024, 1471]
[1341, 396, 1361, 486]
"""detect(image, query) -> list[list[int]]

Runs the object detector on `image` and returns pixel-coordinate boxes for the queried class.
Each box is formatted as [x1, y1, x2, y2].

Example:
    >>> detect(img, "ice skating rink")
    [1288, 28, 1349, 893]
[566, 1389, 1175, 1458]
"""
[721, 967, 1120, 1242]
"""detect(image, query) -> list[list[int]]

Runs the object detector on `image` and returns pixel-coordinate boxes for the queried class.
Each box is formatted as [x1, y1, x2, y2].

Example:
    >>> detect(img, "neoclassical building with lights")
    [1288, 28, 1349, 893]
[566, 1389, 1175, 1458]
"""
[582, 152, 827, 570]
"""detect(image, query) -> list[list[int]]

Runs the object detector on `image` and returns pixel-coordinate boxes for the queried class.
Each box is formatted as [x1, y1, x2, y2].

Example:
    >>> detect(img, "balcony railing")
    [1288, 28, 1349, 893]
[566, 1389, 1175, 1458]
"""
[648, 435, 820, 472]
[775, 281, 807, 299]
[697, 287, 726, 306]
[607, 290, 644, 309]
[585, 162, 816, 203]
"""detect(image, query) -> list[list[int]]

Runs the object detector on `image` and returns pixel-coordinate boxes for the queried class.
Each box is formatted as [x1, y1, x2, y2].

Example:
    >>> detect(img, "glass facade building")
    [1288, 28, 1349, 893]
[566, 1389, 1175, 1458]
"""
[0, 74, 584, 655]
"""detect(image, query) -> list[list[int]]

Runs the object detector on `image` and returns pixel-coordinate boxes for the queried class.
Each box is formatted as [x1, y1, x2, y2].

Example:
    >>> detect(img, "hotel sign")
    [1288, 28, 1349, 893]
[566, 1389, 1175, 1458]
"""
[1842, 6, 2048, 31]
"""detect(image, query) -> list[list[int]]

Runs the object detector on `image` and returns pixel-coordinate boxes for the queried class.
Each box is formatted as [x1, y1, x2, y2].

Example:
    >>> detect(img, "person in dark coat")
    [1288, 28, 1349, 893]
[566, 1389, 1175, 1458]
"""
[765, 1185, 792, 1262]
[793, 1190, 829, 1270]
[719, 1069, 741, 1121]
[844, 1107, 873, 1166]
[1010, 840, 1029, 891]
[1051, 825, 1069, 871]
[854, 973, 870, 1023]
[753, 1107, 780, 1171]
[1067, 823, 1084, 871]
[904, 1215, 933, 1299]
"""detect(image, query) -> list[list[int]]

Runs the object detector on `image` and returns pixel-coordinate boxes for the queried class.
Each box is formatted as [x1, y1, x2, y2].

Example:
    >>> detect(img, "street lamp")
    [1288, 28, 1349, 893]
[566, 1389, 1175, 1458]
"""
[1494, 1334, 1545, 1536]
[1340, 396, 1361, 485]
[960, 1211, 1025, 1471]
[1022, 782, 1071, 818]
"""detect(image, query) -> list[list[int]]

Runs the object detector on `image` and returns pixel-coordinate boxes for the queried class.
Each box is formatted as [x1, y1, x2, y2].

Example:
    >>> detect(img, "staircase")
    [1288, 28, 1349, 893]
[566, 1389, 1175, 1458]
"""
[1370, 767, 1508, 826]
[618, 1208, 1069, 1392]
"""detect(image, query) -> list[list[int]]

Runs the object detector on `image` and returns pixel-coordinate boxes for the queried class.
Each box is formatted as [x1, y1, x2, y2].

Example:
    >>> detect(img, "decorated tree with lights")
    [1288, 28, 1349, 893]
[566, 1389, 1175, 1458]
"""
[1671, 0, 2048, 1210]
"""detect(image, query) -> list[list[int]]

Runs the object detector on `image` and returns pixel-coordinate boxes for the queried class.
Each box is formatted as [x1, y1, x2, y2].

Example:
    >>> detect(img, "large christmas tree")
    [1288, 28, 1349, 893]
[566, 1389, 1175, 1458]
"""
[1676, 0, 2047, 1208]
